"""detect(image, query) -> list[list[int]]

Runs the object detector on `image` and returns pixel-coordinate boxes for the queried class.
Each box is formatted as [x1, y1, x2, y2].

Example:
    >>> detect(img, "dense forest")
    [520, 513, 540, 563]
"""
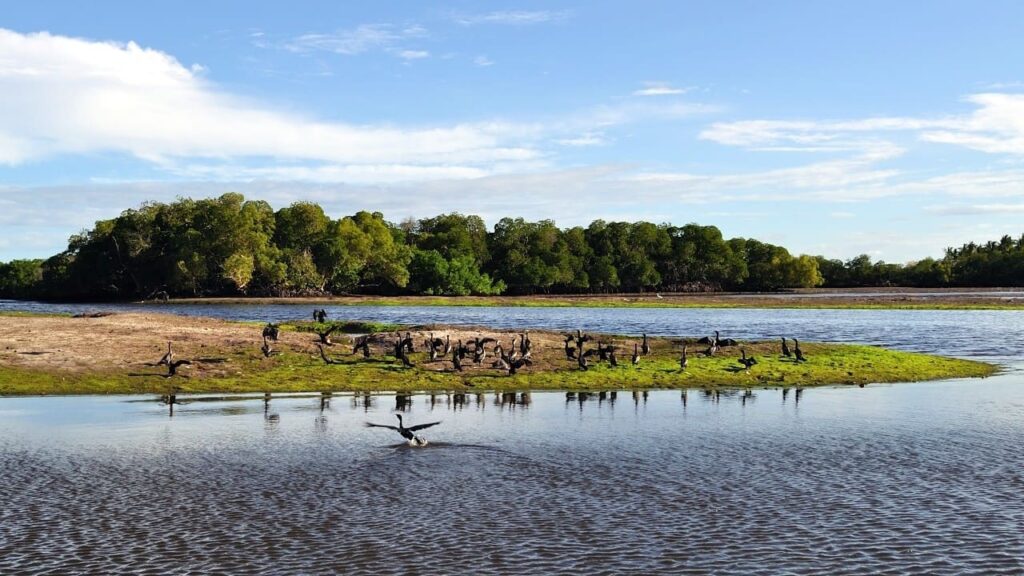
[0, 193, 1022, 300]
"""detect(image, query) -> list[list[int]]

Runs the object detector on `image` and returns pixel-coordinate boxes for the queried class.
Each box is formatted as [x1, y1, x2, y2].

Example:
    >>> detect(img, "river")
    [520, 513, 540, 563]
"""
[1, 301, 1023, 574]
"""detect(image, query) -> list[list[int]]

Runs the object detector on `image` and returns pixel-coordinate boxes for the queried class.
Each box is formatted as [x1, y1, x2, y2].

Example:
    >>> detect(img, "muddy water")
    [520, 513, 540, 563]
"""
[3, 373, 1024, 575]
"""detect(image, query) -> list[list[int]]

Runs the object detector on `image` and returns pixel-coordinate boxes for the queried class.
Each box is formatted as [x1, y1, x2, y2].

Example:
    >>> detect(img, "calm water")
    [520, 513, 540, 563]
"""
[4, 299, 1024, 359]
[2, 300, 1024, 574]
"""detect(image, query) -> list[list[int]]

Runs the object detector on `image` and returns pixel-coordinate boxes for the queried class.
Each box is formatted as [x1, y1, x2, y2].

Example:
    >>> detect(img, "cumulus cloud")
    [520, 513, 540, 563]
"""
[0, 28, 540, 170]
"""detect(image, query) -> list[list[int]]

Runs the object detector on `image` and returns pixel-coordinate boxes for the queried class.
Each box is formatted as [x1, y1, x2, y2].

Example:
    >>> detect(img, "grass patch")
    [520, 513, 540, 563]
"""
[0, 340, 996, 396]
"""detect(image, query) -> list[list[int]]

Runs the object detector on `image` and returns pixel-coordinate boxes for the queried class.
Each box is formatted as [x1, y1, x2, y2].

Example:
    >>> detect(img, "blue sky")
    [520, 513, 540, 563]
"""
[2, 1, 1024, 262]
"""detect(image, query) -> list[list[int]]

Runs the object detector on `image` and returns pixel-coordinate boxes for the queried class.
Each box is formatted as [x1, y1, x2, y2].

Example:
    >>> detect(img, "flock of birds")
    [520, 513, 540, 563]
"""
[154, 309, 811, 381]
[152, 309, 812, 444]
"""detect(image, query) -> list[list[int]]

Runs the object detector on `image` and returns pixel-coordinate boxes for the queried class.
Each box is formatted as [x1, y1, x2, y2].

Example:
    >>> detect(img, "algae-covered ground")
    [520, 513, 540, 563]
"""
[0, 312, 996, 396]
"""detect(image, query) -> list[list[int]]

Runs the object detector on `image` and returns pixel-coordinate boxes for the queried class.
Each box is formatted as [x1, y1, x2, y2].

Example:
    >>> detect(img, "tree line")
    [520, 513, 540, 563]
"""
[0, 193, 1021, 300]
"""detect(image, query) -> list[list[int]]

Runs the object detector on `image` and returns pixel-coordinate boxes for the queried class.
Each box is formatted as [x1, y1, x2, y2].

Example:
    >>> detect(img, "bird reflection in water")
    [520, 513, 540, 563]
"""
[352, 393, 375, 412]
[494, 392, 530, 410]
[395, 394, 412, 412]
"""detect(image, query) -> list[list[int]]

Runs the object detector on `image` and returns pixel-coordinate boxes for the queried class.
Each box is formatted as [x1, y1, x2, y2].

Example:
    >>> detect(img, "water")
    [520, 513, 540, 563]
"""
[2, 380, 1024, 575]
[3, 300, 1024, 573]
[4, 299, 1024, 359]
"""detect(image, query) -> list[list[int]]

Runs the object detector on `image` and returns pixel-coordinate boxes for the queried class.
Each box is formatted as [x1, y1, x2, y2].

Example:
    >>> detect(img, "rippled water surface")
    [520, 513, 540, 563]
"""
[3, 377, 1024, 575]
[3, 300, 1024, 573]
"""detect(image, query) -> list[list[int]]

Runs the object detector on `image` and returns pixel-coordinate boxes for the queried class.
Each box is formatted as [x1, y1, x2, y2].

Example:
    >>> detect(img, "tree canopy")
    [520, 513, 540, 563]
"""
[1, 194, 1020, 300]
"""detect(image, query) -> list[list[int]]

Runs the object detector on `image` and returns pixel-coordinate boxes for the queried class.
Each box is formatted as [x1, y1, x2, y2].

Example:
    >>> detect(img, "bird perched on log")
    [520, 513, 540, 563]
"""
[315, 324, 340, 346]
[738, 348, 757, 372]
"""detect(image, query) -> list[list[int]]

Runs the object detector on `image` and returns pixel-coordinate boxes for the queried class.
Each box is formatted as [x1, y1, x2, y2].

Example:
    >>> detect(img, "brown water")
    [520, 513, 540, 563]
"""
[3, 374, 1024, 575]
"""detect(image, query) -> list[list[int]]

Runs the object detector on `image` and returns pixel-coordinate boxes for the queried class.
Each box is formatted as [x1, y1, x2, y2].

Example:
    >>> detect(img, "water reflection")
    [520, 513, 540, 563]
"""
[3, 381, 1024, 574]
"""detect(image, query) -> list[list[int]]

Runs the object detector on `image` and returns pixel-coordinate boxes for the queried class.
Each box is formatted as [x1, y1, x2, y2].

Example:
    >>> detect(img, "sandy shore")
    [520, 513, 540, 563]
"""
[0, 311, 997, 395]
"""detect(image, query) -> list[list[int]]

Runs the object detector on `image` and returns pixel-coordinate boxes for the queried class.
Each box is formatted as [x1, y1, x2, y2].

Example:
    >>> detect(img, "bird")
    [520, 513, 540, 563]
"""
[495, 352, 531, 375]
[641, 333, 650, 356]
[365, 414, 441, 446]
[352, 335, 371, 358]
[156, 342, 173, 366]
[260, 336, 274, 357]
[564, 335, 577, 360]
[164, 359, 192, 378]
[520, 331, 531, 356]
[452, 342, 464, 372]
[393, 333, 414, 367]
[315, 324, 340, 346]
[738, 348, 757, 371]
[262, 323, 279, 341]
[631, 343, 640, 365]
[794, 339, 808, 363]
[781, 337, 792, 358]
[655, 293, 663, 299]
[679, 345, 688, 371]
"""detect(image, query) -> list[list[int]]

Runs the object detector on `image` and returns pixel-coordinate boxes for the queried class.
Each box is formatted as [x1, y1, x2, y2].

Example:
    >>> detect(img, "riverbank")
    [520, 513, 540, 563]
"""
[156, 287, 1024, 310]
[0, 312, 996, 395]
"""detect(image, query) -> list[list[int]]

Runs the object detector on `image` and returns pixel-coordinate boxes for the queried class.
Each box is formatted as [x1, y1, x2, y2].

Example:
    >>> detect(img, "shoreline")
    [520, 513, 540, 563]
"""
[139, 287, 1024, 310]
[0, 311, 997, 396]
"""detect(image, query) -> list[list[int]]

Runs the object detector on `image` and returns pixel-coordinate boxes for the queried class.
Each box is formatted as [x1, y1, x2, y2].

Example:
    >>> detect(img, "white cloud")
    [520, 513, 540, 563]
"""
[473, 55, 494, 67]
[397, 49, 429, 60]
[633, 82, 690, 97]
[285, 24, 426, 56]
[555, 132, 608, 147]
[454, 10, 570, 25]
[0, 29, 540, 169]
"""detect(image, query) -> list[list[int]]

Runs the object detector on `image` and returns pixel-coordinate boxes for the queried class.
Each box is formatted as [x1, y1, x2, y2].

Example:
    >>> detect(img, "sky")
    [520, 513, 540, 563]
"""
[2, 0, 1024, 263]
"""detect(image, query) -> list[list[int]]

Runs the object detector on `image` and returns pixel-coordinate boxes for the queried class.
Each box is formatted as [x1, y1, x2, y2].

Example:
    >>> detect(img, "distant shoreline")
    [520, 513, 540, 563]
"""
[138, 287, 1024, 310]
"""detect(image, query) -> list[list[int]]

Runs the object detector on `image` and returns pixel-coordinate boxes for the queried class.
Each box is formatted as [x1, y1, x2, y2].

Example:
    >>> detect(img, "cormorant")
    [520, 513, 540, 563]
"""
[315, 324, 340, 346]
[794, 339, 807, 363]
[679, 345, 688, 371]
[156, 342, 173, 366]
[564, 335, 577, 360]
[641, 333, 650, 356]
[738, 348, 757, 371]
[631, 343, 640, 365]
[352, 335, 371, 358]
[165, 359, 192, 378]
[781, 337, 792, 358]
[262, 323, 280, 341]
[260, 336, 274, 358]
[365, 414, 441, 446]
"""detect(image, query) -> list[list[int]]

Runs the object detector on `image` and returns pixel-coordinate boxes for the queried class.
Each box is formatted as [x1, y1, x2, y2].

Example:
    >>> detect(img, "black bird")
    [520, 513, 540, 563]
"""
[403, 332, 415, 353]
[260, 336, 274, 357]
[262, 323, 280, 341]
[679, 345, 689, 371]
[794, 339, 808, 363]
[315, 324, 340, 346]
[393, 333, 414, 367]
[578, 347, 600, 371]
[631, 343, 640, 366]
[352, 335, 371, 358]
[641, 333, 650, 356]
[496, 353, 531, 375]
[156, 342, 173, 366]
[452, 341, 464, 372]
[520, 331, 531, 356]
[365, 414, 441, 446]
[738, 348, 757, 371]
[165, 359, 191, 378]
[564, 335, 577, 360]
[781, 337, 792, 358]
